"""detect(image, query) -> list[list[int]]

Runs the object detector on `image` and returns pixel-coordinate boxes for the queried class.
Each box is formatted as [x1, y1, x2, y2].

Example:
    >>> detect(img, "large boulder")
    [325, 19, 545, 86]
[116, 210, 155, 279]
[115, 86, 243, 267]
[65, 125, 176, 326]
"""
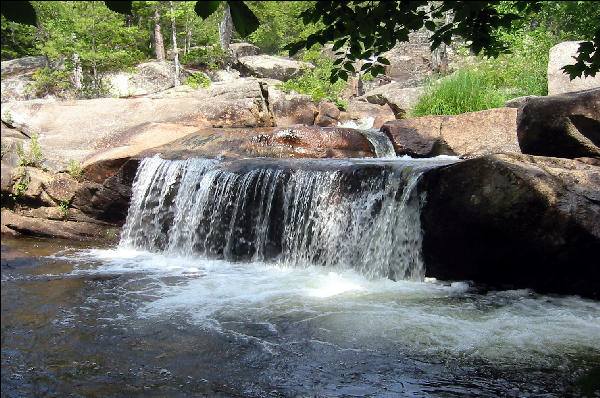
[1, 78, 273, 167]
[236, 55, 312, 81]
[360, 83, 424, 118]
[1, 158, 137, 241]
[314, 100, 341, 127]
[419, 153, 600, 298]
[1, 55, 47, 77]
[517, 88, 600, 159]
[105, 61, 189, 97]
[381, 108, 519, 158]
[548, 41, 600, 95]
[133, 126, 376, 160]
[229, 42, 260, 59]
[267, 86, 318, 126]
[339, 101, 397, 130]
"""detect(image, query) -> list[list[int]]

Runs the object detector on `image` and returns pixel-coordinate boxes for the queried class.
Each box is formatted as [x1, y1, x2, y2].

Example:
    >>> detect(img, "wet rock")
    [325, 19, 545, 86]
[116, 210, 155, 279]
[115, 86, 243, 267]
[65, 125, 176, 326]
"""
[419, 153, 600, 298]
[1, 209, 118, 242]
[136, 126, 375, 160]
[338, 101, 396, 130]
[548, 41, 600, 95]
[315, 100, 341, 127]
[381, 108, 519, 158]
[517, 88, 600, 159]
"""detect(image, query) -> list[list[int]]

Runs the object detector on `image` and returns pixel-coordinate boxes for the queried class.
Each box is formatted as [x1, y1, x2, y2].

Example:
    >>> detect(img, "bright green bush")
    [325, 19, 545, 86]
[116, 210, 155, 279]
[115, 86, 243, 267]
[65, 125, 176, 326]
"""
[184, 72, 211, 89]
[26, 67, 72, 98]
[180, 46, 228, 71]
[279, 46, 347, 110]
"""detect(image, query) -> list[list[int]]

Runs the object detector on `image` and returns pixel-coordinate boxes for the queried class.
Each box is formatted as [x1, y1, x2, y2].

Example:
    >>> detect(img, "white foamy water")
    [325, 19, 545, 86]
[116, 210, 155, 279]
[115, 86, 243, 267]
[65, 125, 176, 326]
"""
[58, 247, 600, 368]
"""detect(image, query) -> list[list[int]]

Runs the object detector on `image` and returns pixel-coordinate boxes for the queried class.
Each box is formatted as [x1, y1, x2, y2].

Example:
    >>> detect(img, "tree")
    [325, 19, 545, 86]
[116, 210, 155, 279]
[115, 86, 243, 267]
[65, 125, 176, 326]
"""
[3, 1, 598, 80]
[153, 3, 166, 61]
[169, 0, 180, 86]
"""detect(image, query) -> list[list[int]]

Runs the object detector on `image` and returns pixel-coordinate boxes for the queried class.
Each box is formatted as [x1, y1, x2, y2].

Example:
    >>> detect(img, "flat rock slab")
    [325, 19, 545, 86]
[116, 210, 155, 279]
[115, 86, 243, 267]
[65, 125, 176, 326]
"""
[136, 126, 375, 160]
[381, 107, 519, 158]
[1, 78, 272, 167]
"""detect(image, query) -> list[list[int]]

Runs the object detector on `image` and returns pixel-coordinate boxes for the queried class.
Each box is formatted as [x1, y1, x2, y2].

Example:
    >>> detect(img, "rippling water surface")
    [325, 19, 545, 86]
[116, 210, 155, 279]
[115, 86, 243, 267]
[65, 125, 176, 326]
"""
[2, 237, 599, 397]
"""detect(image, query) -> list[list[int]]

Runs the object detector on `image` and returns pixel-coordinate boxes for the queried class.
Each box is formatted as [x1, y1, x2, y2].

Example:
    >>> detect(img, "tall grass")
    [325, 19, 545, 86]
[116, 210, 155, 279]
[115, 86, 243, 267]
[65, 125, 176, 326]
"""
[412, 30, 554, 117]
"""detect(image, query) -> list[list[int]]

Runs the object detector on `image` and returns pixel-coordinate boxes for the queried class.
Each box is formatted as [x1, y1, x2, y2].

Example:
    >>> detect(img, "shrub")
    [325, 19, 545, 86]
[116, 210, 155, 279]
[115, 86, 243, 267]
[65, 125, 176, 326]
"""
[180, 46, 228, 71]
[16, 134, 44, 167]
[279, 46, 347, 110]
[26, 67, 72, 98]
[67, 159, 83, 180]
[184, 72, 211, 89]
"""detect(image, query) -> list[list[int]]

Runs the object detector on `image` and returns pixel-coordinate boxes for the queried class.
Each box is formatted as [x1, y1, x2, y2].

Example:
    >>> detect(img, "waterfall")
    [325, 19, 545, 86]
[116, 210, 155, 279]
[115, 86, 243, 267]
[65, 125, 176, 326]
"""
[120, 155, 457, 280]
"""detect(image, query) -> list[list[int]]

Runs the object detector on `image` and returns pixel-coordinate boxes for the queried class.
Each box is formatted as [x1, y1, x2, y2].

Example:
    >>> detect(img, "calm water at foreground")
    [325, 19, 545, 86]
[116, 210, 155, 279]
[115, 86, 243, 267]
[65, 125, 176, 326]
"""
[2, 236, 599, 397]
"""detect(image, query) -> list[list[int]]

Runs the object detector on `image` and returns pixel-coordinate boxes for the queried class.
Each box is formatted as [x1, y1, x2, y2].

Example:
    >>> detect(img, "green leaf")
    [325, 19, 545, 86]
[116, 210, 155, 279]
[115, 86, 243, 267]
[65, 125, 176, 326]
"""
[195, 1, 221, 19]
[424, 20, 436, 31]
[377, 57, 390, 65]
[104, 1, 132, 15]
[332, 38, 347, 51]
[228, 1, 260, 37]
[338, 70, 348, 81]
[361, 62, 371, 71]
[1, 1, 37, 26]
[344, 62, 356, 73]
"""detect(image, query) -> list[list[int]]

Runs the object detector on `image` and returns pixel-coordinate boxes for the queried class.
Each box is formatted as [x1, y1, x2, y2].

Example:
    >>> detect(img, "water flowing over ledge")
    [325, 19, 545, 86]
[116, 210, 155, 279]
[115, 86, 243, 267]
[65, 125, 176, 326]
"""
[119, 155, 459, 280]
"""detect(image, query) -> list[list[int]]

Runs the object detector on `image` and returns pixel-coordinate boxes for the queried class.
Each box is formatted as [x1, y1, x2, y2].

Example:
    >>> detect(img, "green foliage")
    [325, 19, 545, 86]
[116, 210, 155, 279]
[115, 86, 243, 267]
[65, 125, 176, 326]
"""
[16, 134, 44, 167]
[181, 46, 227, 70]
[184, 71, 210, 89]
[0, 15, 39, 60]
[59, 198, 71, 219]
[10, 167, 29, 201]
[286, 1, 599, 81]
[279, 46, 347, 110]
[26, 67, 72, 98]
[245, 1, 319, 54]
[34, 1, 145, 97]
[412, 68, 509, 117]
[67, 159, 83, 180]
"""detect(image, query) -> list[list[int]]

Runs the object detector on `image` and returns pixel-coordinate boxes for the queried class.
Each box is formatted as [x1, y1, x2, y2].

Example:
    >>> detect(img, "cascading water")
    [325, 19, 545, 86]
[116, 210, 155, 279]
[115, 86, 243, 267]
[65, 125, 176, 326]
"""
[120, 155, 457, 280]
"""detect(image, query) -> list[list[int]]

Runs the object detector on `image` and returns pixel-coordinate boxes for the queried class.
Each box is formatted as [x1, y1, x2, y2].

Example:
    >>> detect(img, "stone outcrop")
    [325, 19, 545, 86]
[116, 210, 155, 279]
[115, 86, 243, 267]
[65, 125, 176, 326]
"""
[1, 78, 273, 167]
[1, 160, 137, 242]
[339, 101, 397, 130]
[267, 86, 318, 126]
[381, 108, 519, 158]
[548, 41, 600, 95]
[105, 61, 189, 97]
[314, 100, 341, 127]
[419, 153, 600, 298]
[134, 126, 375, 160]
[1, 55, 47, 77]
[360, 83, 424, 118]
[517, 88, 600, 159]
[236, 55, 312, 81]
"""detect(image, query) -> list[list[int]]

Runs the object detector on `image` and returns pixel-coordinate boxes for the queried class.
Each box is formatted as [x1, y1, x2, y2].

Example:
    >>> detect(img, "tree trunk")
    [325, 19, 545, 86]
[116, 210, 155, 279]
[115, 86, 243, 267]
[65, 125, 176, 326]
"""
[73, 53, 82, 90]
[219, 2, 233, 53]
[91, 2, 99, 97]
[169, 1, 180, 87]
[154, 7, 166, 61]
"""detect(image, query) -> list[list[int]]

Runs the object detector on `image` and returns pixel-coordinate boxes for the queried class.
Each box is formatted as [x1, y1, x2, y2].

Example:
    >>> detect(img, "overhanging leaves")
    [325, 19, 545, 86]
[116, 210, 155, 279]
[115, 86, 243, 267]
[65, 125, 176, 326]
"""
[228, 1, 259, 37]
[104, 1, 132, 15]
[195, 1, 221, 19]
[1, 1, 37, 26]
